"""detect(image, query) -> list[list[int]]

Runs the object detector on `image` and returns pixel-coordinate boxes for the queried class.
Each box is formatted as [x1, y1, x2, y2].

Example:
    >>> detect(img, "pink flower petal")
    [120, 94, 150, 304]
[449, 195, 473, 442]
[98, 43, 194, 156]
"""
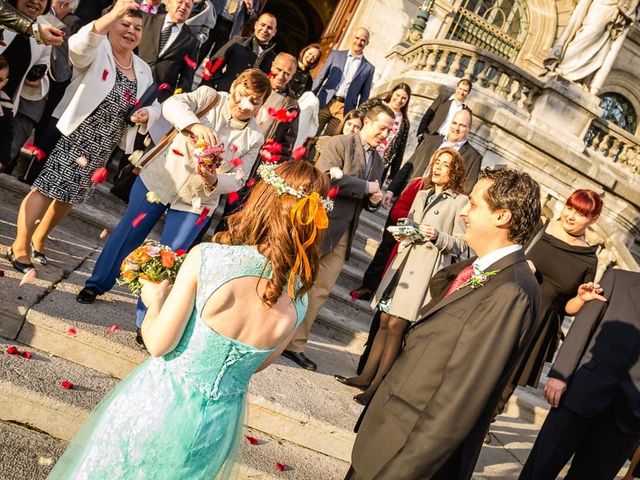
[91, 167, 108, 185]
[230, 144, 238, 153]
[131, 213, 147, 228]
[227, 192, 240, 205]
[230, 157, 243, 167]
[105, 324, 120, 334]
[292, 146, 306, 161]
[19, 268, 38, 286]
[157, 83, 170, 91]
[102, 69, 109, 81]
[245, 435, 259, 445]
[175, 249, 187, 256]
[328, 186, 340, 199]
[195, 208, 210, 227]
[75, 156, 88, 168]
[275, 462, 287, 472]
[99, 228, 108, 239]
[183, 54, 197, 70]
[246, 178, 257, 188]
[171, 149, 184, 157]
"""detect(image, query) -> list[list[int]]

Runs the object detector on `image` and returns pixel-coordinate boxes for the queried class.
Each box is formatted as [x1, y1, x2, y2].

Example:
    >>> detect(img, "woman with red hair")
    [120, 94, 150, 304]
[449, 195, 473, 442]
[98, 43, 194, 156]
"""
[495, 188, 606, 417]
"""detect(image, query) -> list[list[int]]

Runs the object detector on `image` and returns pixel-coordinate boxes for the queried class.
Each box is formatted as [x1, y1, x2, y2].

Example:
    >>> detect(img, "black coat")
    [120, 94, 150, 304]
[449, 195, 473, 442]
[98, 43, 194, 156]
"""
[417, 93, 457, 140]
[388, 134, 482, 196]
[550, 268, 640, 434]
[202, 35, 276, 92]
[136, 13, 200, 102]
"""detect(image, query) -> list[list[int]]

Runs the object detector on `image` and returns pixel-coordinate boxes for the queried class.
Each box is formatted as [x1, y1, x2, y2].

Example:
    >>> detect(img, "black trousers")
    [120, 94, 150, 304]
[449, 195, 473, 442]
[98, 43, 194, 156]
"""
[519, 402, 639, 480]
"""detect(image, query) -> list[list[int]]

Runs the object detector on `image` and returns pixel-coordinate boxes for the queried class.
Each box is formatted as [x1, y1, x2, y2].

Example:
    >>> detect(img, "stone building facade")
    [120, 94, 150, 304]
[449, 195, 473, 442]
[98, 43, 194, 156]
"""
[315, 0, 640, 273]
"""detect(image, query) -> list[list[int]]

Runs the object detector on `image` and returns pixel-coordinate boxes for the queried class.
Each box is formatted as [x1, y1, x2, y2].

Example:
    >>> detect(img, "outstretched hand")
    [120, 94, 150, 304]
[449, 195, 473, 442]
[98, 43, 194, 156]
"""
[38, 24, 65, 46]
[577, 282, 607, 303]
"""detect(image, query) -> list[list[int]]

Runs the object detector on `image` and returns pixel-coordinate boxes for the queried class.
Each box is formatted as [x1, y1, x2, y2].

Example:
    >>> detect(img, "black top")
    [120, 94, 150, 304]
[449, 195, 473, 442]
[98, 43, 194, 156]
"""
[3, 34, 31, 100]
[289, 67, 312, 99]
[514, 232, 598, 387]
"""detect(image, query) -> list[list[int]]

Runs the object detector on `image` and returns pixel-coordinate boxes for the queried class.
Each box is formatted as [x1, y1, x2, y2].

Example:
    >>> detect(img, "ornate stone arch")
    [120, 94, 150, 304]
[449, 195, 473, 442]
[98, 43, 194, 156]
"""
[599, 69, 640, 135]
[513, 0, 558, 75]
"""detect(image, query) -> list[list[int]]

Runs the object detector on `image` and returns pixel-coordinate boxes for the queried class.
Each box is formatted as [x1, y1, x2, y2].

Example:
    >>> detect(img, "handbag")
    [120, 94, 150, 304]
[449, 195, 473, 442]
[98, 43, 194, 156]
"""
[110, 94, 220, 203]
[126, 82, 159, 126]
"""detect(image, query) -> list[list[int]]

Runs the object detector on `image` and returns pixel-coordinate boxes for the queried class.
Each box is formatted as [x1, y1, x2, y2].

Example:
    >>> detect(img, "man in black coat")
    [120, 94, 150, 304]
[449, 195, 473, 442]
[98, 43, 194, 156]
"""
[200, 12, 276, 92]
[136, 0, 199, 102]
[520, 267, 640, 480]
[416, 78, 472, 141]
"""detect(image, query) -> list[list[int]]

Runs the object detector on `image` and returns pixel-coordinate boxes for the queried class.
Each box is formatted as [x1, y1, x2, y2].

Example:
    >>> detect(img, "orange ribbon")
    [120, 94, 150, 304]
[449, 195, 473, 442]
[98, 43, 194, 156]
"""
[288, 192, 329, 298]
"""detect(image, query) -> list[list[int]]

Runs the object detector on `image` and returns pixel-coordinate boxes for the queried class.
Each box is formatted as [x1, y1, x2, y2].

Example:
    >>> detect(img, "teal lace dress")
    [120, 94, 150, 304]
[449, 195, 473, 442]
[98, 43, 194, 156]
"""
[48, 244, 307, 479]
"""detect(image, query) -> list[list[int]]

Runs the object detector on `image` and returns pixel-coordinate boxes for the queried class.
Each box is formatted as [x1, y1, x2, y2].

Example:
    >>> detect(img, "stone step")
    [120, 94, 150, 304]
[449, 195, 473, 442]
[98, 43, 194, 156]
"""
[0, 421, 349, 480]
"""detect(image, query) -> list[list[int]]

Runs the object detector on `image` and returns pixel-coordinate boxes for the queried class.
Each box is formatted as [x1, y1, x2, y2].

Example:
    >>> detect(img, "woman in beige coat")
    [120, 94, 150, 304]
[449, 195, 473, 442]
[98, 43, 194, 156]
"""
[337, 147, 468, 404]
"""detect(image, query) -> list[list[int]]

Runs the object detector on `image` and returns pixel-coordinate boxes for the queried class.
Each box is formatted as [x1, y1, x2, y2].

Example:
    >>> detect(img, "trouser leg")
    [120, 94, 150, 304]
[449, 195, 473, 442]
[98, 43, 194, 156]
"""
[85, 178, 166, 293]
[287, 232, 349, 352]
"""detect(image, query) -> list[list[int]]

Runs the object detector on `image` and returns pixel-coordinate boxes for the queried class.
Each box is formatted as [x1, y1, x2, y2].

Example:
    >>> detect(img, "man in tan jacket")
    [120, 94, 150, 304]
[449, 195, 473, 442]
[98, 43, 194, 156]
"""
[347, 168, 541, 479]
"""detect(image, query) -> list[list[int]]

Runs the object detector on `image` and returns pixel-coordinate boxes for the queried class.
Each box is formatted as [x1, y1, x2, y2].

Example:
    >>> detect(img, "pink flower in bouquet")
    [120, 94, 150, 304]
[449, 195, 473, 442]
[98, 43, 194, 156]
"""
[193, 139, 225, 168]
[146, 245, 161, 257]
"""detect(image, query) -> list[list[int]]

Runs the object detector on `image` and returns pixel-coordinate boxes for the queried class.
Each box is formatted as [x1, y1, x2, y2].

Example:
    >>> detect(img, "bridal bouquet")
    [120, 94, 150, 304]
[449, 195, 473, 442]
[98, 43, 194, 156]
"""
[117, 241, 186, 295]
[193, 139, 225, 168]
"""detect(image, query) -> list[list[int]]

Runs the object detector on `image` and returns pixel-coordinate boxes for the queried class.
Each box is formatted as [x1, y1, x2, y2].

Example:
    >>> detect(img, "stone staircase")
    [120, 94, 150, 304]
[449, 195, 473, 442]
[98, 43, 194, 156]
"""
[0, 172, 551, 479]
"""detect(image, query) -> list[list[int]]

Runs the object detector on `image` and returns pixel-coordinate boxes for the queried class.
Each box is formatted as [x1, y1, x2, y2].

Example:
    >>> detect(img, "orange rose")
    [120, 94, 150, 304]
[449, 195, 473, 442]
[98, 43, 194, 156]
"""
[122, 269, 137, 281]
[160, 250, 175, 269]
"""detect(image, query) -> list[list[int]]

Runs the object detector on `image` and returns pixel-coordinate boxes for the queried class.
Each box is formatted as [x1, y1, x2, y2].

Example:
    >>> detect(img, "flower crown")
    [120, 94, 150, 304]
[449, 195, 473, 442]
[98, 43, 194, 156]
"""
[257, 163, 334, 212]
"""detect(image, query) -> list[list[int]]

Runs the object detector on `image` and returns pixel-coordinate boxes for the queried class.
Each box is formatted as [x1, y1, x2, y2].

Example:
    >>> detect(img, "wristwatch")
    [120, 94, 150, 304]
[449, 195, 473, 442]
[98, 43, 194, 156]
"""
[31, 22, 42, 44]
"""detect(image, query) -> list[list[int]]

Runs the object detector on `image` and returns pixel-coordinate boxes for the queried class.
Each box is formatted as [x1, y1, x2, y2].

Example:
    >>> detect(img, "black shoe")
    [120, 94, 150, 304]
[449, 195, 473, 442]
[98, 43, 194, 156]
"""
[350, 286, 373, 301]
[484, 431, 492, 445]
[353, 391, 373, 406]
[135, 328, 146, 349]
[282, 350, 317, 371]
[334, 375, 369, 390]
[76, 287, 101, 304]
[7, 247, 35, 274]
[30, 243, 48, 265]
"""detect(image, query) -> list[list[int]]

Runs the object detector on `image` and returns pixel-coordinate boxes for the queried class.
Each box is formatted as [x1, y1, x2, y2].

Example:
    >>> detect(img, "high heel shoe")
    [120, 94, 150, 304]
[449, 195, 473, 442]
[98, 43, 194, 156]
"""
[353, 390, 375, 406]
[334, 375, 369, 390]
[30, 243, 48, 265]
[7, 247, 35, 274]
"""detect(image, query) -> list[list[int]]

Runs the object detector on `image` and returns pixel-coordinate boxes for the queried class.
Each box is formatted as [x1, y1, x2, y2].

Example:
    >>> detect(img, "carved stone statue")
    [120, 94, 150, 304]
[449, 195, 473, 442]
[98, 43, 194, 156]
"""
[544, 0, 638, 91]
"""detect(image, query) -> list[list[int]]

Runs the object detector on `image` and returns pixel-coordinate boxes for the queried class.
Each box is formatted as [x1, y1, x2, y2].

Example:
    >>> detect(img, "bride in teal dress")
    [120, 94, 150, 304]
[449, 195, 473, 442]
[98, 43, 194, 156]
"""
[47, 161, 332, 479]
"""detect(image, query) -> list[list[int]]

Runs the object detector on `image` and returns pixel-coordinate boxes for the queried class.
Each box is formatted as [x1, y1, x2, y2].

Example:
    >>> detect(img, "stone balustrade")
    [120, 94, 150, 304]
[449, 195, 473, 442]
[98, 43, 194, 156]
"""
[393, 39, 544, 112]
[585, 118, 640, 174]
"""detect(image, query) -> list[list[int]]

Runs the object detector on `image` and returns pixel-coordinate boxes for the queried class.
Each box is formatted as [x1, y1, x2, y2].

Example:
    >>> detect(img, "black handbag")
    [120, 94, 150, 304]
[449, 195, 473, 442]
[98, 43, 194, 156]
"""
[126, 82, 159, 125]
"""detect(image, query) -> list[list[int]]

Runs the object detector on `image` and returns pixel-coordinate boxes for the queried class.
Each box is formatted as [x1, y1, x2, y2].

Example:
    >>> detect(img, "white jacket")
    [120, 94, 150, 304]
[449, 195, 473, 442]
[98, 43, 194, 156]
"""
[53, 22, 160, 153]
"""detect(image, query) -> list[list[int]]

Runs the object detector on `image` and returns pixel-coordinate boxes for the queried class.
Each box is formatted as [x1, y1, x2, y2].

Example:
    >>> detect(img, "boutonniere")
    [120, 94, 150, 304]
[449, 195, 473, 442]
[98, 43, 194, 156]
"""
[457, 270, 500, 291]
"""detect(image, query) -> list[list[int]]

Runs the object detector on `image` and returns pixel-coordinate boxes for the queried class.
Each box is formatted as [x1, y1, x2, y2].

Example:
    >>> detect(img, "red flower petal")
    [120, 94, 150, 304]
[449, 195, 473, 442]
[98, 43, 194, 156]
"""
[102, 69, 109, 81]
[350, 290, 361, 301]
[21, 351, 32, 359]
[292, 146, 306, 161]
[328, 186, 340, 199]
[275, 462, 287, 472]
[34, 147, 47, 161]
[227, 192, 240, 204]
[245, 435, 259, 445]
[171, 149, 184, 157]
[105, 324, 120, 334]
[132, 213, 147, 228]
[209, 57, 223, 74]
[91, 167, 108, 185]
[267, 71, 275, 78]
[245, 178, 257, 188]
[202, 58, 223, 81]
[195, 208, 210, 226]
[175, 248, 187, 256]
[157, 83, 171, 91]
[67, 326, 77, 336]
[60, 380, 73, 390]
[124, 89, 131, 105]
[230, 144, 238, 153]
[183, 54, 197, 70]
[6, 346, 19, 355]
[230, 157, 243, 167]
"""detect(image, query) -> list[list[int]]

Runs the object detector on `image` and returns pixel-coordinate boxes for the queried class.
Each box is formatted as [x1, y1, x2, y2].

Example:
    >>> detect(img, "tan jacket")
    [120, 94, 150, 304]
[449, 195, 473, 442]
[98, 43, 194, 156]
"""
[139, 87, 264, 214]
[373, 188, 468, 321]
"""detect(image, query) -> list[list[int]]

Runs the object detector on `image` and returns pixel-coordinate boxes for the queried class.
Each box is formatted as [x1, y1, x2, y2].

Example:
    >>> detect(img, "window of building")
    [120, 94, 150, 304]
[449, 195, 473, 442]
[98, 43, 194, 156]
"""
[447, 0, 529, 61]
[600, 93, 638, 134]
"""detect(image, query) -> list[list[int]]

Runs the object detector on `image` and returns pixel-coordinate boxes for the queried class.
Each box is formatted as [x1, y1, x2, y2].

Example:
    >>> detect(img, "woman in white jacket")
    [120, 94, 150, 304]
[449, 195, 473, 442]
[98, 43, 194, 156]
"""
[8, 0, 157, 273]
[77, 69, 271, 345]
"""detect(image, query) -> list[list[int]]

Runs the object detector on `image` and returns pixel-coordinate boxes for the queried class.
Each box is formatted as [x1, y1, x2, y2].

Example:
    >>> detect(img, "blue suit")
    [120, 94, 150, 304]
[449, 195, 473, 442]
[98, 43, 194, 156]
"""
[312, 50, 375, 114]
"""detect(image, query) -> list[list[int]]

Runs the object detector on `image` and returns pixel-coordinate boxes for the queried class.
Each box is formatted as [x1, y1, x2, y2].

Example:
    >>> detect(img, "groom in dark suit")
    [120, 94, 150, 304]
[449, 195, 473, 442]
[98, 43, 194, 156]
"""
[347, 168, 542, 480]
[137, 0, 200, 101]
[520, 267, 640, 480]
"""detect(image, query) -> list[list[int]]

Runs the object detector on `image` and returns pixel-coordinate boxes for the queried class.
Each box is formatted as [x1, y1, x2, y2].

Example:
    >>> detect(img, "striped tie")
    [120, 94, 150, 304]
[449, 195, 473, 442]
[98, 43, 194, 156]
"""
[159, 23, 175, 52]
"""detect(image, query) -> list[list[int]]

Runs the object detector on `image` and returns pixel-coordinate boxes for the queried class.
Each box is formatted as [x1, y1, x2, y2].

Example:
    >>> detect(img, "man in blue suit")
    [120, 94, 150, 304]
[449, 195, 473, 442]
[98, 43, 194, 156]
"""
[313, 27, 375, 136]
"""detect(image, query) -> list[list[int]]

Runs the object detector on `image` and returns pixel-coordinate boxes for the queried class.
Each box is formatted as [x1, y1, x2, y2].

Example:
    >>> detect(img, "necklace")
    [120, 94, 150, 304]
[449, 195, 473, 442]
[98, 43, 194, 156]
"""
[114, 55, 133, 70]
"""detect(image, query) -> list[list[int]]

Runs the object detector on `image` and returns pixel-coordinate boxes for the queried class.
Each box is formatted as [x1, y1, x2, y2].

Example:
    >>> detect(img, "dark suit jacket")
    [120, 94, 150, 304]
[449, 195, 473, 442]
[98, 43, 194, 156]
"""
[75, 0, 113, 25]
[416, 93, 457, 140]
[210, 0, 260, 37]
[136, 14, 200, 102]
[315, 133, 383, 260]
[550, 268, 640, 434]
[312, 49, 375, 114]
[351, 250, 540, 479]
[389, 134, 482, 196]
[202, 34, 276, 92]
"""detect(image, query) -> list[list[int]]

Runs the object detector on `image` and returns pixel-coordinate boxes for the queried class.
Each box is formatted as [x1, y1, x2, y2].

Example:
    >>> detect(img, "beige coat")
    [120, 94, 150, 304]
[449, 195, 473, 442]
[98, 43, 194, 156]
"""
[139, 87, 264, 214]
[373, 188, 468, 321]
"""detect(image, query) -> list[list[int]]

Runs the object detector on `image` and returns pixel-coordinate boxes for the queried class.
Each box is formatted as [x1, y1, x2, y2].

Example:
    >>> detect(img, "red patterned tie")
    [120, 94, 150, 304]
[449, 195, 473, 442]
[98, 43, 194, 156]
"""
[444, 265, 475, 297]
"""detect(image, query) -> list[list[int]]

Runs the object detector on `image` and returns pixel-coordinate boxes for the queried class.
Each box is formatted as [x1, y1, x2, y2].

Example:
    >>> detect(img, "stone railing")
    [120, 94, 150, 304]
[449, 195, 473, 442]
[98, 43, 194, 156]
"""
[585, 118, 640, 174]
[393, 39, 543, 112]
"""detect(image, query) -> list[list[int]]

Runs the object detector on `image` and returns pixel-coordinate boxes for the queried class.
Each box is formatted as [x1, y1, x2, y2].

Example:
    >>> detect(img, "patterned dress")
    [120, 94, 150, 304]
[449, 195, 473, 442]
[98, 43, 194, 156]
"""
[47, 244, 307, 479]
[34, 69, 137, 204]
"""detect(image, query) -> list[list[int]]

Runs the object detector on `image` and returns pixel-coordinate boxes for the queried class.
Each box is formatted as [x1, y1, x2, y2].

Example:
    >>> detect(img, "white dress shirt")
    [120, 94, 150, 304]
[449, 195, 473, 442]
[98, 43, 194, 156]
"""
[437, 94, 466, 136]
[335, 52, 363, 98]
[474, 244, 522, 273]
